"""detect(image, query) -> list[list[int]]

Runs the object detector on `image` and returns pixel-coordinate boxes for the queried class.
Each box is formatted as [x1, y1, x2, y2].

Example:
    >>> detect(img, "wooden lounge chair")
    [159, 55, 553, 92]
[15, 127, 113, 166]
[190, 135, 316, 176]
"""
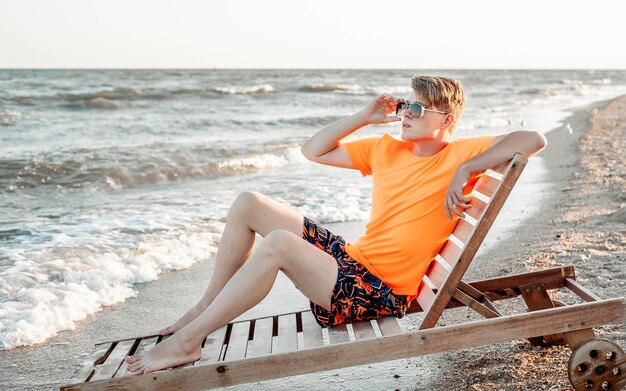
[60, 154, 626, 391]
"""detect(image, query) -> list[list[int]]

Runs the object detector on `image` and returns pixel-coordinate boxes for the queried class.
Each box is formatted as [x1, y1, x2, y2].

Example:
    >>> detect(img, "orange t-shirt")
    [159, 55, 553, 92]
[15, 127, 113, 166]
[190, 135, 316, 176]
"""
[343, 133, 495, 299]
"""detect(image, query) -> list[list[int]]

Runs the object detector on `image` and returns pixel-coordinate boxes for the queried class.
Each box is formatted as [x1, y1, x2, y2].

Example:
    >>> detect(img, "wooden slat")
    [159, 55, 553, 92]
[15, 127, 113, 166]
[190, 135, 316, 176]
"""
[223, 322, 250, 361]
[434, 255, 452, 271]
[458, 281, 501, 315]
[376, 317, 403, 336]
[95, 334, 157, 346]
[114, 336, 158, 378]
[301, 311, 324, 349]
[485, 169, 504, 180]
[422, 275, 438, 291]
[352, 320, 376, 340]
[69, 343, 114, 383]
[438, 241, 462, 268]
[425, 260, 449, 288]
[274, 314, 297, 354]
[457, 280, 486, 301]
[565, 278, 601, 302]
[473, 175, 501, 198]
[462, 213, 478, 226]
[61, 298, 626, 391]
[451, 219, 475, 244]
[416, 285, 437, 314]
[112, 354, 132, 378]
[91, 340, 135, 380]
[471, 266, 574, 294]
[490, 159, 513, 175]
[448, 234, 465, 249]
[463, 196, 489, 221]
[196, 326, 228, 365]
[452, 290, 500, 319]
[471, 190, 491, 205]
[420, 155, 528, 330]
[407, 266, 575, 315]
[328, 323, 350, 344]
[246, 317, 273, 358]
[134, 336, 159, 354]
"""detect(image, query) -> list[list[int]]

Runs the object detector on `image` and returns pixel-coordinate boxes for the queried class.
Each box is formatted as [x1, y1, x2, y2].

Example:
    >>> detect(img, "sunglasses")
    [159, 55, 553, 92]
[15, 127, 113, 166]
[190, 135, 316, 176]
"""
[395, 102, 448, 119]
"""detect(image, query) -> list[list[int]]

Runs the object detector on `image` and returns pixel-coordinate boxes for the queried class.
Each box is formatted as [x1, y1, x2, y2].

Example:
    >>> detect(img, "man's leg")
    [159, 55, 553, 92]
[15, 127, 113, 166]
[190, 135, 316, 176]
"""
[160, 191, 306, 335]
[126, 229, 339, 374]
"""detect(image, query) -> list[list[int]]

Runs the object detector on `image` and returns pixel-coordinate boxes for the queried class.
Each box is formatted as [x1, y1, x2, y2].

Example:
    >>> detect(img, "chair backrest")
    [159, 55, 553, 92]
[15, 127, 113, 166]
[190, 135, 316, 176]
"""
[416, 154, 528, 329]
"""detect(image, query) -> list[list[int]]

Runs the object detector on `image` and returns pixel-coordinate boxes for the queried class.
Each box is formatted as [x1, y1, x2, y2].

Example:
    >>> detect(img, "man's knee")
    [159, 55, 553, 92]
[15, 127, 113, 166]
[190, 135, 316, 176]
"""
[257, 230, 295, 263]
[229, 191, 264, 219]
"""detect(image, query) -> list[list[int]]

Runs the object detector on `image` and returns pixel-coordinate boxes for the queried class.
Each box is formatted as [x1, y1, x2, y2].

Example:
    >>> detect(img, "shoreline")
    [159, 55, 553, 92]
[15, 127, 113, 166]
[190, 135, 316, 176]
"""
[1, 95, 624, 390]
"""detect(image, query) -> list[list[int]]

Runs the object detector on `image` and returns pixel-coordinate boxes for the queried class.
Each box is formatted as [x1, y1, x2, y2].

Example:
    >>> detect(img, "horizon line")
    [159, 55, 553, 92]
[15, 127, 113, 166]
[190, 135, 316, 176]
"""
[1, 67, 625, 71]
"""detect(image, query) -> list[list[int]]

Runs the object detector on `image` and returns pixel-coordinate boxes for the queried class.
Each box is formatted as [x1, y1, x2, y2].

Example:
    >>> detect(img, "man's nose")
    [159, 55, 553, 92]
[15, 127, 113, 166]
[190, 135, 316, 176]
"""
[400, 104, 413, 118]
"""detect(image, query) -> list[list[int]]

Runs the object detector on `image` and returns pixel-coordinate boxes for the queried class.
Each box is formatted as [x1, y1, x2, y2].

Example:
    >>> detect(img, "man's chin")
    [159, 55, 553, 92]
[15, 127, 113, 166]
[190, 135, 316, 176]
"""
[400, 131, 414, 141]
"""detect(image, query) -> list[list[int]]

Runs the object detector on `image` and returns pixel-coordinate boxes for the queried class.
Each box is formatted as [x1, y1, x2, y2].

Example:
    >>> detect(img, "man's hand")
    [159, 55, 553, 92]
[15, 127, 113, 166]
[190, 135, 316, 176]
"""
[361, 94, 402, 125]
[444, 165, 473, 220]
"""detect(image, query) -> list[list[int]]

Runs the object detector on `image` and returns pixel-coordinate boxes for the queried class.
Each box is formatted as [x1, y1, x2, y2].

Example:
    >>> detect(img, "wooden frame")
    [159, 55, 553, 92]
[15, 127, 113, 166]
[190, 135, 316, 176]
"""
[60, 155, 626, 390]
[61, 299, 626, 390]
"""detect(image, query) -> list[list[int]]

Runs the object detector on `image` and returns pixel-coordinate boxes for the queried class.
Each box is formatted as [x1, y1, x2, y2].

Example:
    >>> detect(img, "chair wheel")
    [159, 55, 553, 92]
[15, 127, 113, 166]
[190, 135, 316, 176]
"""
[568, 338, 626, 390]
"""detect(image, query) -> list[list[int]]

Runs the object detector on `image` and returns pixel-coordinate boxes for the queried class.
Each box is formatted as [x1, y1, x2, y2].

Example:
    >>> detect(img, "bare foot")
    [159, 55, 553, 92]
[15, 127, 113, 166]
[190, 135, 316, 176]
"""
[124, 333, 202, 374]
[159, 304, 206, 335]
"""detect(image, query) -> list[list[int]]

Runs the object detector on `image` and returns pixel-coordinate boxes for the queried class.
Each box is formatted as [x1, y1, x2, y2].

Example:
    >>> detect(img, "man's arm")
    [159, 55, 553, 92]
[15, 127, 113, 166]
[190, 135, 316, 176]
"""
[444, 130, 547, 220]
[460, 130, 547, 174]
[300, 111, 369, 169]
[300, 94, 401, 169]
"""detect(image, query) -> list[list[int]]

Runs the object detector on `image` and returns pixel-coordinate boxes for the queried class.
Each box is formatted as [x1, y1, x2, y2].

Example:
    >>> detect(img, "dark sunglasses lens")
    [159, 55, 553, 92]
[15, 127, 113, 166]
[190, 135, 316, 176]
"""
[395, 102, 407, 116]
[409, 103, 424, 118]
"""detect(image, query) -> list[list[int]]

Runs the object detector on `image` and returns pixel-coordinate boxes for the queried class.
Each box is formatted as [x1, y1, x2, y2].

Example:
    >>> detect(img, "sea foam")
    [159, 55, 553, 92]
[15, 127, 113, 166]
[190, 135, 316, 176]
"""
[2, 147, 303, 193]
[213, 84, 274, 95]
[0, 224, 222, 350]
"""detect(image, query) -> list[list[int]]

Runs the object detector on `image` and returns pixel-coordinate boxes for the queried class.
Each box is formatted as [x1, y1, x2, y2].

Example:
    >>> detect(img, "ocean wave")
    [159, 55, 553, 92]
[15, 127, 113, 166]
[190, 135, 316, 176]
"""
[560, 79, 584, 85]
[521, 87, 561, 97]
[0, 224, 223, 349]
[0, 229, 32, 242]
[298, 83, 373, 95]
[592, 78, 612, 85]
[60, 87, 217, 102]
[5, 84, 277, 109]
[213, 84, 274, 95]
[5, 87, 223, 109]
[263, 114, 345, 128]
[1, 146, 305, 193]
[0, 110, 21, 126]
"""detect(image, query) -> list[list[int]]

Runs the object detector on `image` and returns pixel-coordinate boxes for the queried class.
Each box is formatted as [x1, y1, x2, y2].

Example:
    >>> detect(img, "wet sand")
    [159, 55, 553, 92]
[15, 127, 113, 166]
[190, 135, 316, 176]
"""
[1, 96, 625, 390]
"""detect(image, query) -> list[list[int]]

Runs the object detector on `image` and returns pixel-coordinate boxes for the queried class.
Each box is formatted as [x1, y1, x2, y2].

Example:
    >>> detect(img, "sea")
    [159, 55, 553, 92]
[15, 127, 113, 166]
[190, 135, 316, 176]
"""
[1, 69, 625, 350]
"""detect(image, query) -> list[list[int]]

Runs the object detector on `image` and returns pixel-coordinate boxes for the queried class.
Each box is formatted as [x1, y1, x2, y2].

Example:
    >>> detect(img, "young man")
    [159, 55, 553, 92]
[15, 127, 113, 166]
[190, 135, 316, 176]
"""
[124, 75, 547, 374]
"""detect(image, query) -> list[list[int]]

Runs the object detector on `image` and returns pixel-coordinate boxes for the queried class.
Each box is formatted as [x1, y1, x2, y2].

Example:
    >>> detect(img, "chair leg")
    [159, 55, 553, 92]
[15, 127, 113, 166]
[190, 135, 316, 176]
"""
[563, 328, 597, 351]
[518, 282, 625, 390]
[520, 283, 570, 346]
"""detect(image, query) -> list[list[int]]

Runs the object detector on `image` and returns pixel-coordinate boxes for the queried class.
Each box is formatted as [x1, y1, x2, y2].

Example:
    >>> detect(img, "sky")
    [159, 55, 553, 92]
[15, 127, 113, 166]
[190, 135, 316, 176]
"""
[1, 0, 624, 69]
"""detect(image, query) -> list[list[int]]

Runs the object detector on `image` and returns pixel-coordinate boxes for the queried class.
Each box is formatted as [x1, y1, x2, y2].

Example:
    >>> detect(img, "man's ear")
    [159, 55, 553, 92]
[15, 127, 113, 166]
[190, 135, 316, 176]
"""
[442, 113, 454, 127]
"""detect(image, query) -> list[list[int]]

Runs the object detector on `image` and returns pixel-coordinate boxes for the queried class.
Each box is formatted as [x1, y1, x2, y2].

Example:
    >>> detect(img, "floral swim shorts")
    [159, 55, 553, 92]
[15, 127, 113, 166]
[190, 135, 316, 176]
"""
[302, 216, 409, 327]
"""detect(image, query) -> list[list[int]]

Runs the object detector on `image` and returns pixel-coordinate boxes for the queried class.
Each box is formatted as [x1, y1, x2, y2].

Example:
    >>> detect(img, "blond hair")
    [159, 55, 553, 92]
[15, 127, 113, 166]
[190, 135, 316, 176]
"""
[410, 75, 466, 133]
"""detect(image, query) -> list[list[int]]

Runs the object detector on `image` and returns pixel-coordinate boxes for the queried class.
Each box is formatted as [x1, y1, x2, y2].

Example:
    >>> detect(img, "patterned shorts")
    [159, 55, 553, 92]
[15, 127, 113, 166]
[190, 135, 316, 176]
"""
[302, 216, 409, 327]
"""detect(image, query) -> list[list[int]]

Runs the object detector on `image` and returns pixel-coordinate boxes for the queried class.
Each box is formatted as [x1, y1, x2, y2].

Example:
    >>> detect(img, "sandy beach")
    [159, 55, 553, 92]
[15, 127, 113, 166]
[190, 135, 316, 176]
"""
[1, 95, 625, 391]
